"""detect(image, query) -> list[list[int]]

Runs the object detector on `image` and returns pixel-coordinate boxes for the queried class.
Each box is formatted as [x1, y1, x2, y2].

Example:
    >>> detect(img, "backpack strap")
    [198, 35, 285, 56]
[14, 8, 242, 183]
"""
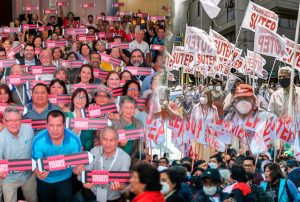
[285, 179, 293, 201]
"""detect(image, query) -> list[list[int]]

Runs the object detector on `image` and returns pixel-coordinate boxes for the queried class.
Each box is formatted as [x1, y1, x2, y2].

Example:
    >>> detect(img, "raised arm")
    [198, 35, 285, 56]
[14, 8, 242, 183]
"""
[59, 6, 65, 20]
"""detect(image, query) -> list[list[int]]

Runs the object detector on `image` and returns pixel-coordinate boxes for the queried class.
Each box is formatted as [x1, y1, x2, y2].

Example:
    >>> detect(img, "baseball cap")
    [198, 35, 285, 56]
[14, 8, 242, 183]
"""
[201, 168, 221, 182]
[93, 84, 112, 99]
[234, 84, 254, 98]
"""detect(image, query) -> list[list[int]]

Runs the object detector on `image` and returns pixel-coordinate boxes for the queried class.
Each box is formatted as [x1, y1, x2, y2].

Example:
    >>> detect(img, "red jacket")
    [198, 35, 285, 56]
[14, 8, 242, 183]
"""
[132, 191, 165, 202]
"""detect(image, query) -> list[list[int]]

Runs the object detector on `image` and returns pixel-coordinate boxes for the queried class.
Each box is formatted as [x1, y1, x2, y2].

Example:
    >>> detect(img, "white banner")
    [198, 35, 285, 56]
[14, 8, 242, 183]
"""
[184, 25, 217, 56]
[209, 29, 235, 59]
[245, 50, 266, 73]
[171, 46, 195, 73]
[241, 1, 279, 32]
[254, 25, 287, 58]
[279, 36, 300, 71]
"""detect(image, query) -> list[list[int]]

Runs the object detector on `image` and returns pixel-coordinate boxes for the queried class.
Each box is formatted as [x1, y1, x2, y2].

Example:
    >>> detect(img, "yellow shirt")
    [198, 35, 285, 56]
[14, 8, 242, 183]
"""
[100, 61, 123, 72]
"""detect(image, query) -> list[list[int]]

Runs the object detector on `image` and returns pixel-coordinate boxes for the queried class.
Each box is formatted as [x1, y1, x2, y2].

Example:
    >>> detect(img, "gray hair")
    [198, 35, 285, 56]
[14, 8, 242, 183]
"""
[99, 126, 119, 140]
[3, 106, 21, 120]
[120, 96, 136, 107]
[278, 66, 292, 75]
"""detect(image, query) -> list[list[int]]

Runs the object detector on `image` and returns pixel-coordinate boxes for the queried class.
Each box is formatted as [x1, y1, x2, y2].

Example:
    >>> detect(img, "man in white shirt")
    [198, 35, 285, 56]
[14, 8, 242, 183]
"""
[129, 30, 151, 65]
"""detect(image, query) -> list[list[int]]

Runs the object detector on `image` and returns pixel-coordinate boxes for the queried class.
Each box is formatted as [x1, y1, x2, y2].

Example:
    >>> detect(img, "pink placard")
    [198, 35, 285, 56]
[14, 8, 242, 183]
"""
[91, 170, 109, 184]
[74, 119, 89, 130]
[82, 3, 95, 8]
[56, 2, 69, 6]
[0, 160, 9, 174]
[88, 106, 102, 118]
[47, 155, 66, 171]
[8, 76, 21, 85]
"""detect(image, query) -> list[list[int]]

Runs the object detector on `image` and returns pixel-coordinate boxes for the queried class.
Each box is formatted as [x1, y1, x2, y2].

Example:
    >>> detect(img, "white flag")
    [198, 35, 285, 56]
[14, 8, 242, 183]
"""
[184, 25, 217, 56]
[254, 25, 287, 58]
[200, 0, 221, 19]
[241, 1, 279, 32]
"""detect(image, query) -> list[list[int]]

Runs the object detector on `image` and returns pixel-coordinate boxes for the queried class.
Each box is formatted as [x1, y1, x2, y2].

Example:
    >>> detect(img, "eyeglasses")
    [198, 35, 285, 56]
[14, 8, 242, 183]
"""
[74, 96, 86, 101]
[242, 164, 253, 167]
[128, 88, 139, 92]
[96, 94, 109, 99]
[5, 119, 21, 123]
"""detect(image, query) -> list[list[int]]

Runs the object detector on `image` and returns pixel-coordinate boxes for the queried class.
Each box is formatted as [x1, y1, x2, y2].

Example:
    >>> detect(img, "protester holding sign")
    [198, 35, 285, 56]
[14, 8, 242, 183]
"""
[32, 110, 83, 202]
[112, 96, 143, 162]
[82, 126, 131, 202]
[65, 88, 94, 151]
[0, 107, 37, 202]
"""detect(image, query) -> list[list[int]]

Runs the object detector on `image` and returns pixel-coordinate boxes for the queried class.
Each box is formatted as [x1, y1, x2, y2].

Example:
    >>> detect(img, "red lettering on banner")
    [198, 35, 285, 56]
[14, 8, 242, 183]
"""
[184, 54, 192, 66]
[185, 35, 213, 54]
[258, 35, 282, 55]
[250, 13, 276, 31]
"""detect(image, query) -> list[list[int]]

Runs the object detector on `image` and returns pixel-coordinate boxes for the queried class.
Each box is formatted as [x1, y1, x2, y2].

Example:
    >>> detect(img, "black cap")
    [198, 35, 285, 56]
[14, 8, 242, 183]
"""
[201, 168, 221, 182]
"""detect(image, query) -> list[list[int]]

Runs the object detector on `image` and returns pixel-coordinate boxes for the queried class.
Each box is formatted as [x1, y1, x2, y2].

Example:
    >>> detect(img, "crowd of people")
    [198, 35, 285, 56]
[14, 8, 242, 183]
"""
[0, 2, 299, 202]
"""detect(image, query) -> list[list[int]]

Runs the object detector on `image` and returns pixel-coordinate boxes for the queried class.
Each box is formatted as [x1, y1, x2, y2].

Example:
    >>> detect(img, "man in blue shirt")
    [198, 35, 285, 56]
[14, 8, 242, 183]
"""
[23, 83, 60, 134]
[32, 110, 84, 202]
[0, 107, 37, 202]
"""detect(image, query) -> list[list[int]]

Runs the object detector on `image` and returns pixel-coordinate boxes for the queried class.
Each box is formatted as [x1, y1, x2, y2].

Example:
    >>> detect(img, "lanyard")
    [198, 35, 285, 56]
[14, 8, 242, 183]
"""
[14, 85, 24, 105]
[100, 148, 119, 171]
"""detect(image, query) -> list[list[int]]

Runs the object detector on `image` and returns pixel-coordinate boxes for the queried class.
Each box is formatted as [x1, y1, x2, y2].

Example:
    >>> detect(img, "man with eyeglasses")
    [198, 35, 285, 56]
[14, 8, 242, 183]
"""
[39, 49, 53, 66]
[0, 107, 37, 202]
[242, 156, 263, 186]
[9, 64, 31, 106]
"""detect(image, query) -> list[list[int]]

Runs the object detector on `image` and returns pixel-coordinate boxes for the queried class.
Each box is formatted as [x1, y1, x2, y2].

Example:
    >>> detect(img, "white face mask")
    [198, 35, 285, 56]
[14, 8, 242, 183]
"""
[208, 162, 218, 169]
[215, 86, 222, 91]
[160, 182, 170, 195]
[208, 86, 214, 90]
[157, 166, 168, 172]
[236, 100, 252, 114]
[199, 97, 208, 105]
[203, 185, 217, 196]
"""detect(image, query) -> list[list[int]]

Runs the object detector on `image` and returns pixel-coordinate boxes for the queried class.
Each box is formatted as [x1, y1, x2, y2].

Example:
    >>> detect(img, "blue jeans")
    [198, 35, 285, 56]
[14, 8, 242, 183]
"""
[37, 177, 72, 202]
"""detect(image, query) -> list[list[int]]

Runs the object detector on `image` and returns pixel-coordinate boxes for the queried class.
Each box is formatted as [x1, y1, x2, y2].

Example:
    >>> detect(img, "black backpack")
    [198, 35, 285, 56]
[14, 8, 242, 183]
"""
[250, 184, 274, 202]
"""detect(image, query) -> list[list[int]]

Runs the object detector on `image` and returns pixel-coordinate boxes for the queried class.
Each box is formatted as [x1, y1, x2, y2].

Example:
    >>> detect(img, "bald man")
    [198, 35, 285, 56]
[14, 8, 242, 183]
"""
[9, 64, 30, 105]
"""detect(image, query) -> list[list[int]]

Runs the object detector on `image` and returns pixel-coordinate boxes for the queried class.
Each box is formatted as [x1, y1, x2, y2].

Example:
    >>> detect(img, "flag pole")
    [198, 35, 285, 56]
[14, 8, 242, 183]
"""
[288, 2, 300, 116]
[267, 58, 277, 84]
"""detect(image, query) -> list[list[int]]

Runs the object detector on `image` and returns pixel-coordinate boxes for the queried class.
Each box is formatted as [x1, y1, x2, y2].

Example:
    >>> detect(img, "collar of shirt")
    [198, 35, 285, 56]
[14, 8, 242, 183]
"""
[100, 146, 118, 159]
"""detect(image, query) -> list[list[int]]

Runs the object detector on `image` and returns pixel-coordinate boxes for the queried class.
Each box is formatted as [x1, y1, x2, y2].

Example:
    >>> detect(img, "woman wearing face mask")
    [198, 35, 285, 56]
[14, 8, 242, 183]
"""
[192, 168, 229, 202]
[190, 90, 219, 154]
[211, 80, 226, 119]
[160, 169, 186, 202]
[224, 84, 277, 154]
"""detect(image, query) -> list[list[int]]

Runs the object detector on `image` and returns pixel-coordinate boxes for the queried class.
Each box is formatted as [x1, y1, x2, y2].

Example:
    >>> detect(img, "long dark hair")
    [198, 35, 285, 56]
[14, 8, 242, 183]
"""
[128, 49, 147, 67]
[123, 80, 141, 96]
[70, 88, 89, 112]
[76, 64, 94, 84]
[264, 162, 285, 183]
[160, 169, 181, 192]
[0, 84, 13, 103]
